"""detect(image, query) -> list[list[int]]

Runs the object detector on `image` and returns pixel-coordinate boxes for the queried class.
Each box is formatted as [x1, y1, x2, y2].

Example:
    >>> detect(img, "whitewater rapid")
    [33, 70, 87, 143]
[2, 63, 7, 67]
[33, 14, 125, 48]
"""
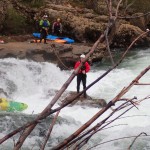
[0, 48, 149, 149]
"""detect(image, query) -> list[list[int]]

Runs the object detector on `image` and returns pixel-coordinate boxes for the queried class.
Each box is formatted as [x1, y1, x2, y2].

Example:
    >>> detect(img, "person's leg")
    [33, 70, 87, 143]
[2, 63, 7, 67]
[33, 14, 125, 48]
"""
[56, 29, 61, 36]
[44, 38, 47, 44]
[43, 30, 47, 44]
[40, 29, 44, 43]
[40, 36, 42, 43]
[82, 74, 87, 98]
[77, 74, 82, 93]
[54, 29, 59, 36]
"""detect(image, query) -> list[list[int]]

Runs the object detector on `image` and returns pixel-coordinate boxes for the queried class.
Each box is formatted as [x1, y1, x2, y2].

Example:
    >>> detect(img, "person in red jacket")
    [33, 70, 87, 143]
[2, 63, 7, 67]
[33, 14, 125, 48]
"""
[74, 54, 90, 98]
[52, 18, 62, 36]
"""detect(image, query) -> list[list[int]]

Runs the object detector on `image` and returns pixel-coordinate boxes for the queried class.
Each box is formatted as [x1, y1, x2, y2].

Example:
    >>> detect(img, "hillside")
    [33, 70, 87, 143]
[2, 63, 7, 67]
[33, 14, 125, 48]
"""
[1, 0, 150, 67]
[1, 0, 150, 43]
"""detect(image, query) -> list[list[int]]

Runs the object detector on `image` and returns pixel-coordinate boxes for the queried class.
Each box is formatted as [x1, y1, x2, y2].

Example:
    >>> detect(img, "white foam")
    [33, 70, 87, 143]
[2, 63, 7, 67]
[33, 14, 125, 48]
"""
[0, 48, 150, 149]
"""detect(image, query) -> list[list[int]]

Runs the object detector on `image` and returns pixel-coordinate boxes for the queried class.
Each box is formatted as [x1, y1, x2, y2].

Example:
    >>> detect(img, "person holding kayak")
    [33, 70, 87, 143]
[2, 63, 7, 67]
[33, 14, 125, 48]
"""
[74, 54, 90, 98]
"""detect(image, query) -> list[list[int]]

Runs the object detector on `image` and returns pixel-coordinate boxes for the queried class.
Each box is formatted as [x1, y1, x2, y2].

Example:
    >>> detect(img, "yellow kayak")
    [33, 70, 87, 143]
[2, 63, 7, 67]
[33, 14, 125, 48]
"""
[0, 98, 28, 112]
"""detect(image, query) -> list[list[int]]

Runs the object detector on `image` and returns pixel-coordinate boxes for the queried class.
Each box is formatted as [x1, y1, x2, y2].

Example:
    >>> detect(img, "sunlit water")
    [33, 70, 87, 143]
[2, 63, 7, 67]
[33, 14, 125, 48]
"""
[0, 48, 149, 150]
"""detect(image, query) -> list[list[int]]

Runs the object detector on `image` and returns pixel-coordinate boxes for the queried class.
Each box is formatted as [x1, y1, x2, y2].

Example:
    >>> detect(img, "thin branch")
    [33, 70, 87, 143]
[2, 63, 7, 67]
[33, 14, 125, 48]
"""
[134, 83, 150, 85]
[115, 0, 123, 17]
[72, 102, 133, 150]
[105, 0, 112, 18]
[51, 44, 71, 70]
[117, 95, 150, 110]
[76, 97, 141, 148]
[124, 0, 136, 15]
[40, 110, 60, 150]
[70, 97, 136, 149]
[104, 23, 115, 65]
[135, 95, 150, 104]
[119, 11, 150, 19]
[104, 0, 121, 66]
[128, 132, 147, 150]
[87, 134, 149, 150]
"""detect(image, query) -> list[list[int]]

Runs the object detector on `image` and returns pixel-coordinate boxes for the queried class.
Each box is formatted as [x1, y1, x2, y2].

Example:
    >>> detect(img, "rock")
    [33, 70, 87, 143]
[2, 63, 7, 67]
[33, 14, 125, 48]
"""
[43, 89, 106, 108]
[0, 39, 105, 69]
[59, 91, 107, 108]
[72, 45, 90, 55]
[130, 13, 146, 30]
[1, 0, 150, 47]
[112, 23, 150, 48]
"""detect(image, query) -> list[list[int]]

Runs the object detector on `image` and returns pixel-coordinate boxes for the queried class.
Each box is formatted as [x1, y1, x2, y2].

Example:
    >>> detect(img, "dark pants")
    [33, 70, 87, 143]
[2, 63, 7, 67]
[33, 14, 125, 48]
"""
[77, 73, 87, 97]
[40, 29, 47, 43]
[53, 29, 61, 36]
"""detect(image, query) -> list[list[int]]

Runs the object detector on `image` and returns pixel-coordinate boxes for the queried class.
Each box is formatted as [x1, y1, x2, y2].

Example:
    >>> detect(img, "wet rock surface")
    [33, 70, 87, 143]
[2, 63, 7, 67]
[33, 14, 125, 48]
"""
[59, 91, 107, 108]
[0, 39, 104, 69]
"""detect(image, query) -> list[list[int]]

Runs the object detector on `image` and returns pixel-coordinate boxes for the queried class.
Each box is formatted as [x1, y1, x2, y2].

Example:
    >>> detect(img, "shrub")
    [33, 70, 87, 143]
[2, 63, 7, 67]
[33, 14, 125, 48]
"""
[3, 8, 27, 34]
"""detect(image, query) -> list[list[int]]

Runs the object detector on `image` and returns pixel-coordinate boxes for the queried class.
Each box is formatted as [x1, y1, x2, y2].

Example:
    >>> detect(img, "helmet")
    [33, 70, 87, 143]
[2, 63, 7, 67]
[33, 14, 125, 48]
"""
[80, 54, 85, 58]
[43, 15, 48, 18]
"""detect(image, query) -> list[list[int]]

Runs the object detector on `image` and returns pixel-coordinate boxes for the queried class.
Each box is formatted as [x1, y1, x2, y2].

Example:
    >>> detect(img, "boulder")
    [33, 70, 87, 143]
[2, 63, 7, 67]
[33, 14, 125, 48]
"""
[59, 91, 107, 108]
[112, 23, 150, 48]
[0, 39, 104, 69]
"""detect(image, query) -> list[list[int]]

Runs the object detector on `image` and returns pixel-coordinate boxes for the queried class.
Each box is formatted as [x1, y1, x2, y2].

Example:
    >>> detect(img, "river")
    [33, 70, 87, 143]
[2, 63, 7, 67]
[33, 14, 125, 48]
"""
[0, 48, 149, 150]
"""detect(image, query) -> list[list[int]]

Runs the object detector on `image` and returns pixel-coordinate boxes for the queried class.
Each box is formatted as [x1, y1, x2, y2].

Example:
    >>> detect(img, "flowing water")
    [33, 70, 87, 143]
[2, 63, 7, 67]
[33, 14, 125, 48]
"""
[0, 48, 149, 150]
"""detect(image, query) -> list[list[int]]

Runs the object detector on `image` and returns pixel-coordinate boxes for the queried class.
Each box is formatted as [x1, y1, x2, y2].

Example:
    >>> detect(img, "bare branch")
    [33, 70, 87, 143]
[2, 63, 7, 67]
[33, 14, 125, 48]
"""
[128, 132, 147, 150]
[124, 0, 136, 15]
[88, 134, 149, 150]
[105, 0, 112, 18]
[51, 44, 71, 70]
[119, 12, 150, 19]
[115, 0, 123, 17]
[134, 83, 150, 85]
[77, 94, 148, 149]
[72, 102, 133, 150]
[40, 110, 60, 150]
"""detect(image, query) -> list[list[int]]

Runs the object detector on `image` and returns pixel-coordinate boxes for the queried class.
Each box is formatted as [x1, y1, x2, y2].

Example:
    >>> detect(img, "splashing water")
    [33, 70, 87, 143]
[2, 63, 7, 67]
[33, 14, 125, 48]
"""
[0, 48, 149, 149]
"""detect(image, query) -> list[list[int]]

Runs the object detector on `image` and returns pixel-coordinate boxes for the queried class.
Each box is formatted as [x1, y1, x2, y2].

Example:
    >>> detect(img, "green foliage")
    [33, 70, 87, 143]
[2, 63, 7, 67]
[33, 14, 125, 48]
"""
[125, 0, 150, 12]
[3, 8, 27, 34]
[21, 0, 44, 8]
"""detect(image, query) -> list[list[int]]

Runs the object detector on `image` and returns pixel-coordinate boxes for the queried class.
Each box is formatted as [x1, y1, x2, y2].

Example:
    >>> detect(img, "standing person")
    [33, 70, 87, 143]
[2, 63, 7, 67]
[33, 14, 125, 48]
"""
[52, 18, 62, 36]
[39, 15, 50, 44]
[74, 54, 90, 98]
[34, 16, 40, 43]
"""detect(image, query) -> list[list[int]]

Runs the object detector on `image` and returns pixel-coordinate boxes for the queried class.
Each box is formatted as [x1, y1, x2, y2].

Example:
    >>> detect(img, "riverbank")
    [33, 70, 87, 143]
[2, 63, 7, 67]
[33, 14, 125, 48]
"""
[0, 35, 105, 69]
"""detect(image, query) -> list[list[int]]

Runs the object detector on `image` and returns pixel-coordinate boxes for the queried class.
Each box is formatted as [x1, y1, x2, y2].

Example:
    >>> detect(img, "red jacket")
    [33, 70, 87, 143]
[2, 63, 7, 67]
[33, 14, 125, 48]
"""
[74, 61, 90, 74]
